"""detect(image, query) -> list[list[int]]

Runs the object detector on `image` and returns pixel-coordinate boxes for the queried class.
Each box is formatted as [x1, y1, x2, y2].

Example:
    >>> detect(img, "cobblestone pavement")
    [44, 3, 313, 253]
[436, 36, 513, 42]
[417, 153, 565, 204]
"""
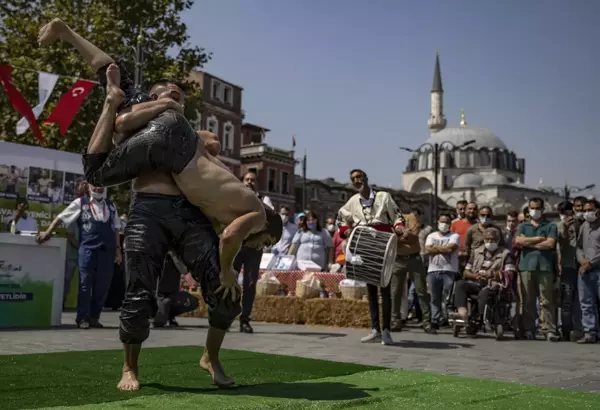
[1, 312, 599, 393]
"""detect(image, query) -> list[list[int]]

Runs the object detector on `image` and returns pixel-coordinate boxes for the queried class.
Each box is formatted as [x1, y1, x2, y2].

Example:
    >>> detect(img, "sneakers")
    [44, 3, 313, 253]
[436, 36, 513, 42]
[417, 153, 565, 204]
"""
[576, 334, 597, 344]
[361, 329, 381, 343]
[546, 332, 560, 342]
[360, 329, 394, 345]
[381, 329, 394, 345]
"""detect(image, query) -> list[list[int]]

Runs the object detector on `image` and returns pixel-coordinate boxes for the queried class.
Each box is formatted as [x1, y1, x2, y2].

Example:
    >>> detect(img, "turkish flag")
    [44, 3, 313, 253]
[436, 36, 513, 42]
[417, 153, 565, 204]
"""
[0, 65, 44, 144]
[45, 79, 95, 135]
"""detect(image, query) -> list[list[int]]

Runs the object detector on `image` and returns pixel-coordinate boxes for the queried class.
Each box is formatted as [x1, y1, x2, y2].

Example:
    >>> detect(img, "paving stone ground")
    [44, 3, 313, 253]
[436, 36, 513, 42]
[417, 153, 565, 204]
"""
[1, 311, 599, 393]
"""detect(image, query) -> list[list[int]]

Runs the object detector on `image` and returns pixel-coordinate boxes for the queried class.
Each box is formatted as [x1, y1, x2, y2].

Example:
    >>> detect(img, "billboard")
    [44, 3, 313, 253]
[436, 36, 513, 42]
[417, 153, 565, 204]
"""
[0, 141, 83, 234]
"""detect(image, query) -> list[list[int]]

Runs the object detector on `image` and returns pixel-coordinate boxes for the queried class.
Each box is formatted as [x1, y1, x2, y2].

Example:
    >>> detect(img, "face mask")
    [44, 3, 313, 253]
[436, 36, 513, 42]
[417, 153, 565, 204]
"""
[479, 216, 488, 224]
[438, 223, 449, 233]
[559, 215, 566, 222]
[485, 242, 498, 252]
[529, 209, 541, 220]
[584, 212, 597, 223]
[307, 223, 317, 230]
[89, 190, 103, 200]
[280, 215, 289, 224]
[576, 212, 585, 220]
[326, 224, 335, 233]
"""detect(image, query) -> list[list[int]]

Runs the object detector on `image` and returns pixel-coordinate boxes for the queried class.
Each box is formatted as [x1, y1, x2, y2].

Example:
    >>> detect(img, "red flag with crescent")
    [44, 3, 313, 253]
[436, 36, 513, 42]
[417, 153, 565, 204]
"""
[0, 65, 44, 144]
[45, 79, 95, 135]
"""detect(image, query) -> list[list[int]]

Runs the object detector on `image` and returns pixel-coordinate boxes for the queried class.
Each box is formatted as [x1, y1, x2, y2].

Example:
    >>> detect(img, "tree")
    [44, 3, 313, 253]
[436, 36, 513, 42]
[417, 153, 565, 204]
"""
[0, 0, 211, 209]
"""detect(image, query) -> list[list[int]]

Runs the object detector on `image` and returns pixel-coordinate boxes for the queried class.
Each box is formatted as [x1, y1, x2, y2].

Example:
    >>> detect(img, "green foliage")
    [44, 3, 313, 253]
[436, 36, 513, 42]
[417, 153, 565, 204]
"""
[0, 0, 210, 209]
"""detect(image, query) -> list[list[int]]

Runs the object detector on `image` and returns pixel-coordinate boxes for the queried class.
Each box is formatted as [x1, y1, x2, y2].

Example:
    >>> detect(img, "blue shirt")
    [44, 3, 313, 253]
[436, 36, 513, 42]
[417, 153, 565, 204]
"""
[273, 222, 297, 255]
[292, 228, 333, 271]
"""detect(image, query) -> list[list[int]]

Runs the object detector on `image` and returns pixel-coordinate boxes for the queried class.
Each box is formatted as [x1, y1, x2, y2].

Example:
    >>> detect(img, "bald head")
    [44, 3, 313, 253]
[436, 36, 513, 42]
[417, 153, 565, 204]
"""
[197, 131, 220, 156]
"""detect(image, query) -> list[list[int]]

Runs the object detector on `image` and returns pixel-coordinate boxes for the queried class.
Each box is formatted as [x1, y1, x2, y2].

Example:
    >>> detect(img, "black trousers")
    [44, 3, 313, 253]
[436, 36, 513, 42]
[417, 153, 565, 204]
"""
[233, 247, 263, 323]
[82, 61, 198, 187]
[453, 279, 495, 316]
[119, 193, 241, 345]
[367, 284, 391, 331]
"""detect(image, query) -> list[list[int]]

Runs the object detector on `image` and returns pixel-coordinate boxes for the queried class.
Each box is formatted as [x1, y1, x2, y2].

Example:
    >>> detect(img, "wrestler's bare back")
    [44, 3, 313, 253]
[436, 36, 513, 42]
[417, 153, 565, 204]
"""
[174, 144, 264, 234]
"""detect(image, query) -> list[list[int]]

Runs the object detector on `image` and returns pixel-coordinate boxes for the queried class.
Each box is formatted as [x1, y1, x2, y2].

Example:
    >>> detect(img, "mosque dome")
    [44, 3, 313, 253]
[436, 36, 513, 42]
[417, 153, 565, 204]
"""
[452, 173, 483, 189]
[425, 125, 508, 151]
[482, 174, 509, 186]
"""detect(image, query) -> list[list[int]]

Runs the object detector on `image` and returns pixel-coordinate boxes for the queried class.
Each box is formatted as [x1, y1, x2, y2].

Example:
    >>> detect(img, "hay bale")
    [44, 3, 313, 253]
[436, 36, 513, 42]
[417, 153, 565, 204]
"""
[304, 298, 371, 328]
[251, 296, 306, 324]
[178, 292, 374, 328]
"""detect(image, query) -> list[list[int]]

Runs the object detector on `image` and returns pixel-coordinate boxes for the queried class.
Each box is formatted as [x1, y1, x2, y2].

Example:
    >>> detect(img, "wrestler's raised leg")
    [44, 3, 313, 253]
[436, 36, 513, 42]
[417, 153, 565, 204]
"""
[38, 18, 114, 72]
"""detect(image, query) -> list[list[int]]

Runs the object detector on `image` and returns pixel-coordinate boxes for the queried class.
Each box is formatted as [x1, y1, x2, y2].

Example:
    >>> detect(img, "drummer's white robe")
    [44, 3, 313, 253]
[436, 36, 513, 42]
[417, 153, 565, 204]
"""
[337, 190, 403, 228]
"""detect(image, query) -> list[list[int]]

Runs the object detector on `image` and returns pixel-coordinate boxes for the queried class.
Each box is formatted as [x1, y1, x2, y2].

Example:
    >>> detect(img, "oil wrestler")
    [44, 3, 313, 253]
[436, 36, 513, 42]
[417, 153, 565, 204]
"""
[38, 19, 282, 391]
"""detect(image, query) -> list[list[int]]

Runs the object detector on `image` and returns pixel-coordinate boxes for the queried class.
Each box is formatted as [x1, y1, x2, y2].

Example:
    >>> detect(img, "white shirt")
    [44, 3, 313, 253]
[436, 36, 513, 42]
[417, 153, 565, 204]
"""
[57, 197, 121, 230]
[359, 188, 375, 207]
[425, 231, 460, 273]
[261, 195, 274, 210]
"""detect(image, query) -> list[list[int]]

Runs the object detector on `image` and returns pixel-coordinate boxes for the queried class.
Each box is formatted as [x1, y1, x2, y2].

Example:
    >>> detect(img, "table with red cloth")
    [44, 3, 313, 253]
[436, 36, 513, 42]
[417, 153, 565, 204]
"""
[182, 270, 346, 293]
[260, 270, 346, 293]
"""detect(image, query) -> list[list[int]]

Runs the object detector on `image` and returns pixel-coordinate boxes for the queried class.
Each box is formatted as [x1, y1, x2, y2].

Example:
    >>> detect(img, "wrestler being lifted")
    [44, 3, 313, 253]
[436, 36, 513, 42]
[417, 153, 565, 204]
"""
[38, 19, 282, 391]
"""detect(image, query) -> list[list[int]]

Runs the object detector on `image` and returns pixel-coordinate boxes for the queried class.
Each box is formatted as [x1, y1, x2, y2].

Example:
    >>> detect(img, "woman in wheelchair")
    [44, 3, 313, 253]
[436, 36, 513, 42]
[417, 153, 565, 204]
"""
[451, 227, 516, 324]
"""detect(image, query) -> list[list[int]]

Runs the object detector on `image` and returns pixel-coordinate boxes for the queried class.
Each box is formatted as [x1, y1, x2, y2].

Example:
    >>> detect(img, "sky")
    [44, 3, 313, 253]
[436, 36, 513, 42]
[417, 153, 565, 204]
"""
[182, 0, 599, 194]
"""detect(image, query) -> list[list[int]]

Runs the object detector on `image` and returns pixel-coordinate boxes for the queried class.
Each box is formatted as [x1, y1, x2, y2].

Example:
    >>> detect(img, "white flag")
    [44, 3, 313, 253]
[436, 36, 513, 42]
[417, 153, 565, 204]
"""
[16, 71, 59, 135]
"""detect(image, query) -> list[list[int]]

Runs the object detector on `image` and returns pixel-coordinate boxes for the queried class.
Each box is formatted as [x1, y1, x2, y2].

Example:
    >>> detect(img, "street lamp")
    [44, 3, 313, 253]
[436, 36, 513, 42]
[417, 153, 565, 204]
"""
[553, 183, 596, 202]
[399, 139, 476, 223]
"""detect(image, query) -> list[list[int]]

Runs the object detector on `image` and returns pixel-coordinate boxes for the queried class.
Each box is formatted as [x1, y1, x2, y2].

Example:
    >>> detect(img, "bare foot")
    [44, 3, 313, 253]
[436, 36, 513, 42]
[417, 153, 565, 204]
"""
[200, 353, 235, 387]
[38, 18, 67, 46]
[105, 64, 125, 105]
[117, 369, 140, 391]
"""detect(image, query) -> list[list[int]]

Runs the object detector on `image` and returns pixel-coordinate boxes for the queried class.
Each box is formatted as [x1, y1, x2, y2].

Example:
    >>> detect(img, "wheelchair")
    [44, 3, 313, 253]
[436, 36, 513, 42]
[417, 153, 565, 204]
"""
[447, 272, 514, 340]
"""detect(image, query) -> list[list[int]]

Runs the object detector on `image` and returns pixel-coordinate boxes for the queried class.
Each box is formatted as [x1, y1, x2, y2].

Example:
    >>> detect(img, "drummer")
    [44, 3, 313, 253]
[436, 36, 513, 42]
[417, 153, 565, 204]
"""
[338, 169, 405, 346]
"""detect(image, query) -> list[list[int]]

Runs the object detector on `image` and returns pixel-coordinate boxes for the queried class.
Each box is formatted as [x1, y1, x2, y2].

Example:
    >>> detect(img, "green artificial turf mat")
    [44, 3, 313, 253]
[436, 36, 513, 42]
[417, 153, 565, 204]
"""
[0, 346, 597, 409]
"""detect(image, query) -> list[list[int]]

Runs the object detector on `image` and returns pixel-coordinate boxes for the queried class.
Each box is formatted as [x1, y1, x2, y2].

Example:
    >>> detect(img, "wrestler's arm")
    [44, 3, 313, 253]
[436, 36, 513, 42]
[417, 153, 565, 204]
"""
[220, 211, 265, 276]
[88, 90, 121, 154]
[113, 99, 179, 144]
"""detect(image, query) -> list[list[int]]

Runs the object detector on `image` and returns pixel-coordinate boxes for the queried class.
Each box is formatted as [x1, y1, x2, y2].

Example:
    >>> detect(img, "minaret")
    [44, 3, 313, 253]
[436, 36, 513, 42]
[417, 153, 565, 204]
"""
[428, 51, 447, 133]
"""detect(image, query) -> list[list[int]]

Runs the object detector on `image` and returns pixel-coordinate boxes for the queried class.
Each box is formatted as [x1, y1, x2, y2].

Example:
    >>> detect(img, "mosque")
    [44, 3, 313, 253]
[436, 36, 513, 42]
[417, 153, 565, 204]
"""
[402, 53, 563, 215]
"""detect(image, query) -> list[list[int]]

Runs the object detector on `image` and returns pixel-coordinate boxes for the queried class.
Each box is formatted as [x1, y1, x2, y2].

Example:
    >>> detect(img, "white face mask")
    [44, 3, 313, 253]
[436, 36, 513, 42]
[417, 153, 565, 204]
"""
[280, 215, 289, 224]
[584, 212, 597, 223]
[576, 212, 585, 220]
[89, 189, 103, 200]
[559, 215, 566, 222]
[529, 209, 541, 220]
[326, 224, 335, 233]
[485, 242, 498, 252]
[438, 222, 449, 233]
[479, 216, 489, 224]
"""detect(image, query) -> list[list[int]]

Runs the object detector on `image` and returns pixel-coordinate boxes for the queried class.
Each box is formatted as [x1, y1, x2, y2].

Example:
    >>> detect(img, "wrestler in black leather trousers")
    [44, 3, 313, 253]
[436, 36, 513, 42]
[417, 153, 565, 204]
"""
[120, 193, 241, 344]
[82, 61, 198, 187]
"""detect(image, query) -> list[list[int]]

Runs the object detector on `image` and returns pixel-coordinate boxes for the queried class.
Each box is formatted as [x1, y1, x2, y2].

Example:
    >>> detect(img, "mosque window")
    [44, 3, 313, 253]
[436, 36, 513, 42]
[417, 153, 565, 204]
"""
[479, 151, 491, 167]
[208, 115, 219, 135]
[446, 152, 455, 168]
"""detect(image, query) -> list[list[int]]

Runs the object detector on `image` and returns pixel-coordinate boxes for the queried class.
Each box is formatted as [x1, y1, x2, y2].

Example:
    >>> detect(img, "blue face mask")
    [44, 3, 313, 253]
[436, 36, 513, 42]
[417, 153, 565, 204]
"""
[307, 223, 317, 230]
